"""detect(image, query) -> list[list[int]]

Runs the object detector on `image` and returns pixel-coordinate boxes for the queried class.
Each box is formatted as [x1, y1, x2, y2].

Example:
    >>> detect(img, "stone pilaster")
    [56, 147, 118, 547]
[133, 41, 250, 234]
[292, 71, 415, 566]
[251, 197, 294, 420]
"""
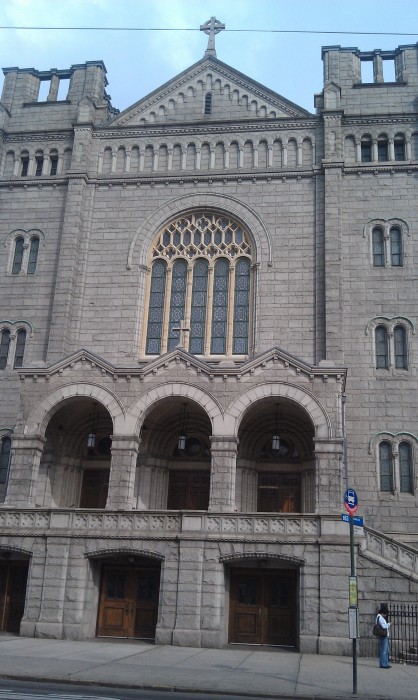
[4, 434, 46, 508]
[171, 539, 203, 647]
[33, 536, 70, 639]
[314, 438, 344, 513]
[105, 435, 140, 510]
[209, 436, 238, 512]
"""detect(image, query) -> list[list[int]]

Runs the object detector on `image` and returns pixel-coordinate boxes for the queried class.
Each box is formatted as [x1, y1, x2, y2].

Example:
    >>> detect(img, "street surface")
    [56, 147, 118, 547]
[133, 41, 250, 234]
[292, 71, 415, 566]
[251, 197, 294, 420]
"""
[0, 679, 277, 700]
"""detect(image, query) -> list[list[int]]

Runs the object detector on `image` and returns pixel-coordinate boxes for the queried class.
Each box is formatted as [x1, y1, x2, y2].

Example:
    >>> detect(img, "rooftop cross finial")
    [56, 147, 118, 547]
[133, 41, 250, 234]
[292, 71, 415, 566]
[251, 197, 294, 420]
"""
[200, 17, 225, 58]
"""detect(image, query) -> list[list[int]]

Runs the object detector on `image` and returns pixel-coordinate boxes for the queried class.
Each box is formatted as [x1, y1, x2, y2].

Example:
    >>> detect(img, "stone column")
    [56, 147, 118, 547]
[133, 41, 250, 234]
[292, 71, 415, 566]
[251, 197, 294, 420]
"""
[208, 436, 238, 512]
[105, 435, 141, 510]
[47, 75, 60, 101]
[171, 539, 204, 647]
[4, 434, 46, 508]
[314, 438, 344, 514]
[33, 536, 70, 639]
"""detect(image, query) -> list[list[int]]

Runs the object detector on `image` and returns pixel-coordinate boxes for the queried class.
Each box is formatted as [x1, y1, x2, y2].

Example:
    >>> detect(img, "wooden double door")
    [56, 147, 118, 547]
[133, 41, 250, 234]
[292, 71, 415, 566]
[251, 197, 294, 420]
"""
[229, 569, 297, 647]
[97, 564, 160, 639]
[0, 561, 29, 634]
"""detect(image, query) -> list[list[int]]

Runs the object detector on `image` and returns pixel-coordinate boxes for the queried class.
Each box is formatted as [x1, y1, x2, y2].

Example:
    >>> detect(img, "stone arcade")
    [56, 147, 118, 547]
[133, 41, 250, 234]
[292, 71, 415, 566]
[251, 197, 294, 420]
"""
[0, 23, 417, 653]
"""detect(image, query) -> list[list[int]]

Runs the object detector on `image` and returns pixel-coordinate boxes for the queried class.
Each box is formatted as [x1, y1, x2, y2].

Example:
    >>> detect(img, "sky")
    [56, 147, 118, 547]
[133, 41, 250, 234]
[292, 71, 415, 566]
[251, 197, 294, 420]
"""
[0, 0, 417, 113]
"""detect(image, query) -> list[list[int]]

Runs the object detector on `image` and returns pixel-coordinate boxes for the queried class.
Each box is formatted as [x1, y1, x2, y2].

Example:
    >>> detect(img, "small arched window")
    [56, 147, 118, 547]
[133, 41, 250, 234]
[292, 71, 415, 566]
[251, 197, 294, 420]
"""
[13, 329, 26, 368]
[0, 330, 11, 370]
[211, 258, 230, 354]
[204, 92, 212, 115]
[375, 326, 389, 368]
[379, 441, 393, 492]
[399, 441, 413, 493]
[0, 436, 11, 484]
[372, 228, 384, 267]
[394, 325, 407, 369]
[20, 155, 29, 177]
[390, 227, 402, 266]
[12, 236, 24, 274]
[27, 236, 40, 274]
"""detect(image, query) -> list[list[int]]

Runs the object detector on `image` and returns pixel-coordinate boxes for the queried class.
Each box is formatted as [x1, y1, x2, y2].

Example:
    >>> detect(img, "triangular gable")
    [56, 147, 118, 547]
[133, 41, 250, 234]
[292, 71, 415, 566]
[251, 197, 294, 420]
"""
[18, 347, 346, 388]
[107, 56, 312, 128]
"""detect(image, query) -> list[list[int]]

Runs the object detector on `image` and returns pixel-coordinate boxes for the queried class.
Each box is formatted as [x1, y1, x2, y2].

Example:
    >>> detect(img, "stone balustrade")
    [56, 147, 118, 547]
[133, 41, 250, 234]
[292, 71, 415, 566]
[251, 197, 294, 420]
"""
[0, 508, 320, 538]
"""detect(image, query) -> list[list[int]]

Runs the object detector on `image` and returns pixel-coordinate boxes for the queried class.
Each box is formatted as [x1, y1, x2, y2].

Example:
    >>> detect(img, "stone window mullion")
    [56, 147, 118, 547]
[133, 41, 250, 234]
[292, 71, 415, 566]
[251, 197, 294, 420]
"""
[392, 445, 400, 493]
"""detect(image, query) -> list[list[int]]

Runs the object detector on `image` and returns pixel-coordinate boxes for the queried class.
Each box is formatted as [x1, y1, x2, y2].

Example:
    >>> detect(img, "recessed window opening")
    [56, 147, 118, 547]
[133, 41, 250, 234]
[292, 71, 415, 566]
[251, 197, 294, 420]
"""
[360, 59, 374, 83]
[361, 137, 372, 162]
[20, 157, 29, 177]
[37, 79, 50, 102]
[12, 237, 24, 274]
[204, 92, 212, 115]
[35, 156, 44, 176]
[378, 137, 388, 162]
[27, 237, 40, 274]
[375, 325, 389, 369]
[13, 329, 26, 368]
[394, 136, 405, 161]
[0, 331, 10, 370]
[394, 325, 407, 369]
[379, 441, 393, 492]
[57, 77, 70, 100]
[382, 59, 396, 82]
[50, 156, 58, 176]
[0, 437, 11, 484]
[399, 442, 413, 493]
[372, 228, 384, 267]
[390, 228, 403, 266]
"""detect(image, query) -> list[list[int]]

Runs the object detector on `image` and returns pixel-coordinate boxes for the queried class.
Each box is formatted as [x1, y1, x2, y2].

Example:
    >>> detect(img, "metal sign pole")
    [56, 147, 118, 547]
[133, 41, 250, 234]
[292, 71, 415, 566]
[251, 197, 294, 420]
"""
[350, 513, 357, 695]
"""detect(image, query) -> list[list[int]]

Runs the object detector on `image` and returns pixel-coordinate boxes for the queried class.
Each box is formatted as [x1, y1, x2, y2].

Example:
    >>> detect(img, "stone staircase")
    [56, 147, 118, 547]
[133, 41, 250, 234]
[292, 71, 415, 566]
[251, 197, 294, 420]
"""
[360, 526, 418, 582]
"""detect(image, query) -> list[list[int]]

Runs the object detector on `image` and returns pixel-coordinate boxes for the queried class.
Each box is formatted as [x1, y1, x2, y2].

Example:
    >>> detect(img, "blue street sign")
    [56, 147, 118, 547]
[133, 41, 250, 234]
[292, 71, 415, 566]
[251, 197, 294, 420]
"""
[342, 514, 364, 527]
[344, 488, 358, 514]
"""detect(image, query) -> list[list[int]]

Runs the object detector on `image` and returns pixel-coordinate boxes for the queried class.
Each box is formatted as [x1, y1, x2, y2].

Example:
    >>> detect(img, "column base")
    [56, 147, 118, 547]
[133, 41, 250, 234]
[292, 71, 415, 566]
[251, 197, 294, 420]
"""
[172, 629, 202, 647]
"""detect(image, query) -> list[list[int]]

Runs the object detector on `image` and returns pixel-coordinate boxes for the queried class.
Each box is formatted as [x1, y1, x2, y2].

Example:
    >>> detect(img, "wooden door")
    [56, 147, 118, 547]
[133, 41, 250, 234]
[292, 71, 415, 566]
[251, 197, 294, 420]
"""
[167, 471, 210, 510]
[229, 570, 297, 646]
[80, 469, 109, 509]
[0, 561, 29, 633]
[97, 565, 160, 639]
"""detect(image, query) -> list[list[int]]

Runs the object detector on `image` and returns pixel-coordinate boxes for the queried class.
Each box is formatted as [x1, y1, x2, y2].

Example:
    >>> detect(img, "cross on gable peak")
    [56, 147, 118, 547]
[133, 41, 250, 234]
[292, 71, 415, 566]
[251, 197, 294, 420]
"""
[200, 17, 225, 58]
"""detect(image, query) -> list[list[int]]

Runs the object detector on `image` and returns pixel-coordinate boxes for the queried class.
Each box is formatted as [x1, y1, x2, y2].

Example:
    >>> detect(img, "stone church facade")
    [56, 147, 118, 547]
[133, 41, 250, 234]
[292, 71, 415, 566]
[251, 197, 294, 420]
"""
[0, 28, 417, 653]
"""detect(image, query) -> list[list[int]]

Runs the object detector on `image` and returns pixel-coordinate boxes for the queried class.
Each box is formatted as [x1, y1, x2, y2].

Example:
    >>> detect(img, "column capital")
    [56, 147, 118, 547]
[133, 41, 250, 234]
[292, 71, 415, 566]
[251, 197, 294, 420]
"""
[110, 434, 141, 451]
[210, 435, 239, 451]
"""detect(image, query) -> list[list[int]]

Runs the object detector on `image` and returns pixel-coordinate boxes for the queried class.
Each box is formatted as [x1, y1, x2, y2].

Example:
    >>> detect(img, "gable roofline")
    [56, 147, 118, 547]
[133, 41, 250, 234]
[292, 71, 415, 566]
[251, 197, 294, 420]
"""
[17, 346, 346, 390]
[106, 54, 312, 127]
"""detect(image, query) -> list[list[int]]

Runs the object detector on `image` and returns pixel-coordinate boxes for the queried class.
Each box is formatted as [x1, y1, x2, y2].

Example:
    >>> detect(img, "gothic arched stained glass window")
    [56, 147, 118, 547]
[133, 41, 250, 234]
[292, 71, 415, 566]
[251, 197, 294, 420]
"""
[144, 212, 252, 357]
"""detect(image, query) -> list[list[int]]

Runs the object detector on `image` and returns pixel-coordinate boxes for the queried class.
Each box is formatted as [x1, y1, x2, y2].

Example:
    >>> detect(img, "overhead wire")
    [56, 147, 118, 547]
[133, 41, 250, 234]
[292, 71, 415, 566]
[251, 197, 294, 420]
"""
[0, 26, 417, 36]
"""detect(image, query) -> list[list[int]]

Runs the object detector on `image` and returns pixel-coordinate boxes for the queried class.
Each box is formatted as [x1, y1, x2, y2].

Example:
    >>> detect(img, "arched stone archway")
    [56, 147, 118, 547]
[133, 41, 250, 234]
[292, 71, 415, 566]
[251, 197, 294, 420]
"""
[23, 382, 125, 437]
[128, 382, 223, 435]
[6, 384, 122, 509]
[226, 383, 331, 439]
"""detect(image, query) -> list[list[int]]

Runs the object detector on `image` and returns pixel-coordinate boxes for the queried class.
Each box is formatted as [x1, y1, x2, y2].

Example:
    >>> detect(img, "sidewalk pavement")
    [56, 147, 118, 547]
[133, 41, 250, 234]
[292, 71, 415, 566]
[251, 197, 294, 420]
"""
[0, 636, 417, 700]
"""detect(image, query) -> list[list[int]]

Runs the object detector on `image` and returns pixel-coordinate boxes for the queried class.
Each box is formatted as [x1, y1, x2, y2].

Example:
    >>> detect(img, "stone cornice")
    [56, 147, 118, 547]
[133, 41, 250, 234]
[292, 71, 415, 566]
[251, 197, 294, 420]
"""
[342, 115, 418, 126]
[93, 119, 319, 139]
